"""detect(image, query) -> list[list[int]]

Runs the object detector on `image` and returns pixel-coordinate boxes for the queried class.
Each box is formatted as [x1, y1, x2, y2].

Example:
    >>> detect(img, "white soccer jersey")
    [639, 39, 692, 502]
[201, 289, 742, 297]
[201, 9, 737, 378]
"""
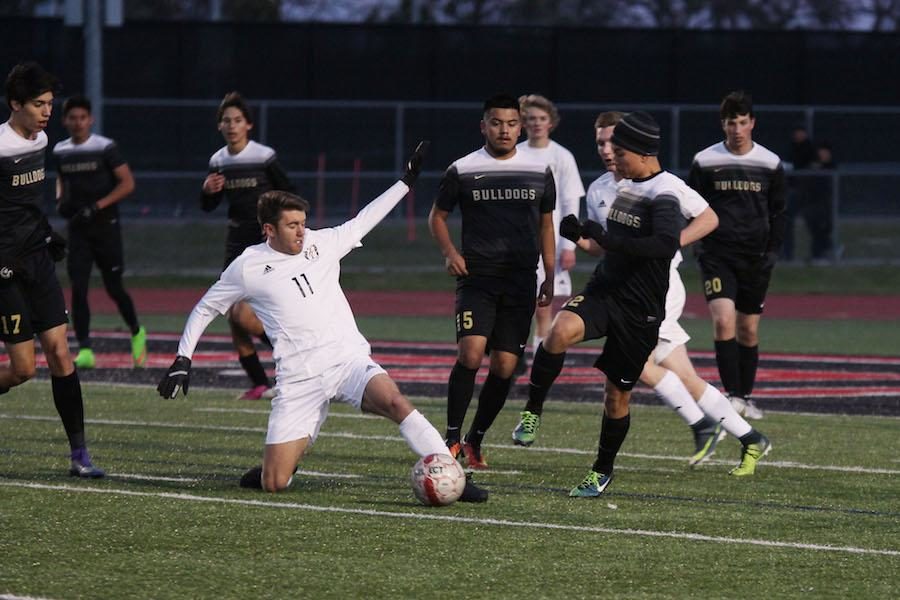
[177, 181, 410, 381]
[516, 140, 584, 254]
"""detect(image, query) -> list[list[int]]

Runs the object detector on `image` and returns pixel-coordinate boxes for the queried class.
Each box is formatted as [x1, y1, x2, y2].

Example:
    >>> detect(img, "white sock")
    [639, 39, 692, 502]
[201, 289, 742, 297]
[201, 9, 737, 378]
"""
[654, 370, 705, 426]
[696, 384, 753, 438]
[399, 409, 449, 458]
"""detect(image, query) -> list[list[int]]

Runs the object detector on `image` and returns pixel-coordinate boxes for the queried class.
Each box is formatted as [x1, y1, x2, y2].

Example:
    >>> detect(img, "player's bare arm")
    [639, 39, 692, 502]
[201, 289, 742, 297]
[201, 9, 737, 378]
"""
[680, 206, 718, 247]
[428, 204, 468, 276]
[94, 163, 135, 211]
[537, 211, 555, 306]
[202, 172, 225, 194]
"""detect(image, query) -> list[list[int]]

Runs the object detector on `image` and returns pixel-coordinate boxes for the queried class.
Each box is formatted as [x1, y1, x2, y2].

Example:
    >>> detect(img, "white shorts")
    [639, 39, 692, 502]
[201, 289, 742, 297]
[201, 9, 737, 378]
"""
[265, 355, 387, 445]
[652, 270, 690, 364]
[536, 260, 572, 298]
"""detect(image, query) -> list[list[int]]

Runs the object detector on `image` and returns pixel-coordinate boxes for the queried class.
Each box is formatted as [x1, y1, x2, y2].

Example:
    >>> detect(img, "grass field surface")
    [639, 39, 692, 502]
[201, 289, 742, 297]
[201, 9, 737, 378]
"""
[1, 384, 898, 599]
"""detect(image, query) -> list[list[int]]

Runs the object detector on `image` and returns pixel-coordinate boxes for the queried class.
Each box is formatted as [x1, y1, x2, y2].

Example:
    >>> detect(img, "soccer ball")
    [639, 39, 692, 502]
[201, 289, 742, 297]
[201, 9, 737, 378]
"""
[411, 453, 466, 506]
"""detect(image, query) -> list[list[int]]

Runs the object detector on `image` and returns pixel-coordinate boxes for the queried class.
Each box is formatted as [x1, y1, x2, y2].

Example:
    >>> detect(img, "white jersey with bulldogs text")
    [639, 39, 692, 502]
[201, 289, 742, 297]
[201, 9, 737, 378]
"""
[517, 140, 584, 295]
[177, 181, 411, 381]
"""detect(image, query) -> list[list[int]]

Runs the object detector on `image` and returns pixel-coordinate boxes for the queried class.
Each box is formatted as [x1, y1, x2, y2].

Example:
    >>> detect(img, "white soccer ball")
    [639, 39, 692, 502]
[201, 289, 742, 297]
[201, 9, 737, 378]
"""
[411, 453, 466, 506]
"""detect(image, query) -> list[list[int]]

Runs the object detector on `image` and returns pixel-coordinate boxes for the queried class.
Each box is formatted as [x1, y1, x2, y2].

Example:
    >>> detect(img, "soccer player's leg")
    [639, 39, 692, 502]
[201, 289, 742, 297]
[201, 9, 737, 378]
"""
[649, 333, 722, 465]
[255, 379, 326, 491]
[516, 294, 593, 446]
[228, 301, 273, 400]
[446, 277, 495, 451]
[700, 253, 743, 401]
[0, 275, 38, 392]
[95, 224, 146, 367]
[570, 320, 652, 497]
[66, 228, 96, 369]
[352, 361, 487, 502]
[732, 258, 773, 419]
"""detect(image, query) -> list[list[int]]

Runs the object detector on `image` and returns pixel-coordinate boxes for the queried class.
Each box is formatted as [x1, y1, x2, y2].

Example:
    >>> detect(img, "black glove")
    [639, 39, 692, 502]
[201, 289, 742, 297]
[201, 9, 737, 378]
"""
[763, 250, 779, 270]
[58, 199, 78, 219]
[157, 356, 192, 399]
[401, 140, 430, 187]
[559, 214, 582, 243]
[47, 230, 67, 262]
[581, 219, 609, 248]
[71, 203, 99, 225]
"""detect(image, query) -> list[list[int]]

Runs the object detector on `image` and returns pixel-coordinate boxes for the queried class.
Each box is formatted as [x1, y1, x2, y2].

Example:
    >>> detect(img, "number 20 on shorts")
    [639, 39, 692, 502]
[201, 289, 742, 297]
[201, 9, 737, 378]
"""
[704, 277, 723, 296]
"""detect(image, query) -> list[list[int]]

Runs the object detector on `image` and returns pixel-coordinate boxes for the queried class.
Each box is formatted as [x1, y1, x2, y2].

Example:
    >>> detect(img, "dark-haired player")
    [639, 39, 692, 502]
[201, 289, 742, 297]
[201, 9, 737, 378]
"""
[428, 93, 556, 469]
[0, 61, 104, 477]
[202, 92, 295, 400]
[689, 91, 786, 422]
[53, 94, 146, 369]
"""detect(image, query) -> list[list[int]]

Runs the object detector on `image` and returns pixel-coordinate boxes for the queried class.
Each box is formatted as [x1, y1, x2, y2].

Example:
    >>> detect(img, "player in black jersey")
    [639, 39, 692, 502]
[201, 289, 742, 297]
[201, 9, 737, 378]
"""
[428, 93, 556, 469]
[0, 62, 104, 477]
[53, 95, 146, 370]
[201, 92, 295, 400]
[526, 112, 682, 497]
[688, 92, 787, 420]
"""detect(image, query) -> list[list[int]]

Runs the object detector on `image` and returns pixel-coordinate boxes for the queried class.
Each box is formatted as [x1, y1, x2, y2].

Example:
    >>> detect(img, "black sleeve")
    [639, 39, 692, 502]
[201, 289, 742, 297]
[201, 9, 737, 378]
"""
[540, 166, 556, 214]
[265, 156, 296, 193]
[200, 168, 223, 212]
[103, 141, 127, 170]
[765, 163, 787, 254]
[602, 196, 683, 259]
[687, 160, 706, 198]
[435, 166, 460, 212]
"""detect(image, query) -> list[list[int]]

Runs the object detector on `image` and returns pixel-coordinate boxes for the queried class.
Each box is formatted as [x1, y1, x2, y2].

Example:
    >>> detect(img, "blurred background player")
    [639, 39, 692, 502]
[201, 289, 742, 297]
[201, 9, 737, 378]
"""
[158, 142, 487, 502]
[53, 94, 146, 369]
[0, 61, 103, 477]
[201, 91, 295, 400]
[524, 111, 681, 497]
[428, 93, 556, 470]
[515, 94, 584, 375]
[688, 91, 786, 420]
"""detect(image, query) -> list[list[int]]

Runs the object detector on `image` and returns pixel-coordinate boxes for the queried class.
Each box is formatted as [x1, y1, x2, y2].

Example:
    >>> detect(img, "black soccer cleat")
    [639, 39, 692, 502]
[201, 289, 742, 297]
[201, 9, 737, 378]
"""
[458, 472, 489, 503]
[239, 465, 263, 489]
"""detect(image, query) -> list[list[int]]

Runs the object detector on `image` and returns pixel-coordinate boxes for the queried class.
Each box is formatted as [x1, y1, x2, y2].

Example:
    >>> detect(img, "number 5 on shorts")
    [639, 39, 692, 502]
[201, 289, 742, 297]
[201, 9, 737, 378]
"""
[456, 310, 473, 333]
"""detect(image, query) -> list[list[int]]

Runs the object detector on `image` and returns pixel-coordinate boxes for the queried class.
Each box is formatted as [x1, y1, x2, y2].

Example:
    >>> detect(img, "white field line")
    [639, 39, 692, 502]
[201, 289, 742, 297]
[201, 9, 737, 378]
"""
[1, 480, 897, 557]
[0, 594, 57, 600]
[111, 473, 199, 482]
[3, 413, 899, 475]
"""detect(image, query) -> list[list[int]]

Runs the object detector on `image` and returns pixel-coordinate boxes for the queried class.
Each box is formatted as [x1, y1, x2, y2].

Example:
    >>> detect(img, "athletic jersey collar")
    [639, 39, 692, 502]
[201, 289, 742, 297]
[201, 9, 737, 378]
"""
[631, 170, 665, 184]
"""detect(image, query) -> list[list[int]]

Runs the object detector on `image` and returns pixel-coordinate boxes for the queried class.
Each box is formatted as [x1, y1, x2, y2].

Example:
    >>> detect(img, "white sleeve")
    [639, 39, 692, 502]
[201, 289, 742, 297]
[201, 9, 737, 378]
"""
[678, 183, 709, 219]
[176, 262, 247, 358]
[556, 153, 585, 252]
[328, 180, 410, 258]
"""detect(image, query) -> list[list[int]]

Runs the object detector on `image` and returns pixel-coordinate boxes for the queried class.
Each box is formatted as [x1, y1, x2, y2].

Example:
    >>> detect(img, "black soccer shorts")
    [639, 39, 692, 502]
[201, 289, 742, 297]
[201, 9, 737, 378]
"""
[224, 221, 266, 269]
[697, 251, 773, 315]
[561, 292, 660, 392]
[67, 220, 126, 283]
[454, 271, 536, 355]
[0, 249, 69, 344]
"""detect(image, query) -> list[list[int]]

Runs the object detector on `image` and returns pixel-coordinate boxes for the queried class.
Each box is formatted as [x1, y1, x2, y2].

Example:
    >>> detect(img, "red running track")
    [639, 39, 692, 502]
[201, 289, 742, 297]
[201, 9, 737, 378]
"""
[65, 288, 900, 320]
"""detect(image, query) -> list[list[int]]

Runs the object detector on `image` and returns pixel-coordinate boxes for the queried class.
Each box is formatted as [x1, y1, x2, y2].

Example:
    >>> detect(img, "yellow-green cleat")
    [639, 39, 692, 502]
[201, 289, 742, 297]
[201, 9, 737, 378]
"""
[569, 470, 613, 498]
[729, 435, 772, 476]
[512, 410, 541, 446]
[131, 326, 148, 368]
[689, 422, 723, 466]
[73, 348, 95, 369]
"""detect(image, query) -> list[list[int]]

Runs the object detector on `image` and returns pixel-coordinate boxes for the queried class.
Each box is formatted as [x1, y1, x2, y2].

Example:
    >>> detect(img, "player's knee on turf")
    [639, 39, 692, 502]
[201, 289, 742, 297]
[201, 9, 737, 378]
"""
[262, 467, 294, 493]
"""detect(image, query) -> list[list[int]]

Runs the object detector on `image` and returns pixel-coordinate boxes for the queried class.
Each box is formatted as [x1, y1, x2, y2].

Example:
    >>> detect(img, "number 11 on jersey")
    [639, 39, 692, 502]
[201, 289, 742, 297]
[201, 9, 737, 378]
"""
[292, 274, 314, 297]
